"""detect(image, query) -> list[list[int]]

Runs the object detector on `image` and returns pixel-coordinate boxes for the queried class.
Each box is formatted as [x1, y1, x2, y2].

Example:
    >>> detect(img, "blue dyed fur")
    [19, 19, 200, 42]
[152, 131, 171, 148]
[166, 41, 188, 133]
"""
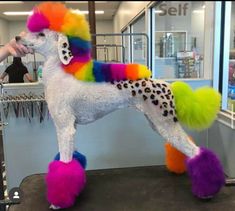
[68, 36, 91, 50]
[54, 151, 87, 169]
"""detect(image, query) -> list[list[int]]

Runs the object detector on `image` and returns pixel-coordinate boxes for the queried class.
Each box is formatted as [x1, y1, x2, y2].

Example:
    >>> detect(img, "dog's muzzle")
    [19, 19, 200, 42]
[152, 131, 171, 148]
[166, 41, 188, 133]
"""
[16, 36, 32, 47]
[15, 36, 21, 42]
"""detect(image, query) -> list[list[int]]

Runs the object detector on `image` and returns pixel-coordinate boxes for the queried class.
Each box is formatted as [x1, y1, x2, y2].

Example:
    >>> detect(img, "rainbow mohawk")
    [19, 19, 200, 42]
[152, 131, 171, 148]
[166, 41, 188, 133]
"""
[27, 2, 91, 41]
[26, 2, 152, 83]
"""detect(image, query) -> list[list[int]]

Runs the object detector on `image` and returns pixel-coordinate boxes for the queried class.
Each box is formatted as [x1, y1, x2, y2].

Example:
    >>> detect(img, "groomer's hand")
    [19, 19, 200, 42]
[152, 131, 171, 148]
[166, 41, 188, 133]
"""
[5, 39, 30, 57]
[0, 32, 33, 62]
[5, 32, 33, 57]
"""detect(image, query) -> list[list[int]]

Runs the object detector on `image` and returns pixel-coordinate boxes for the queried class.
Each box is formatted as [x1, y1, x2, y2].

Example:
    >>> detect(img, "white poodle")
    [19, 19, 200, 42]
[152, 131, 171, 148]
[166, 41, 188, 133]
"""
[18, 2, 225, 209]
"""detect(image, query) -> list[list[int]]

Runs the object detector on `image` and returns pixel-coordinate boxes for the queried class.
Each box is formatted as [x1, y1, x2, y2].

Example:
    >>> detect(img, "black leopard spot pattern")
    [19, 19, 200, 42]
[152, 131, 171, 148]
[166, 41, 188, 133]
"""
[145, 87, 151, 93]
[173, 117, 178, 122]
[132, 90, 136, 96]
[152, 100, 158, 105]
[143, 95, 148, 101]
[123, 83, 128, 88]
[114, 79, 177, 122]
[117, 84, 122, 90]
[163, 110, 168, 116]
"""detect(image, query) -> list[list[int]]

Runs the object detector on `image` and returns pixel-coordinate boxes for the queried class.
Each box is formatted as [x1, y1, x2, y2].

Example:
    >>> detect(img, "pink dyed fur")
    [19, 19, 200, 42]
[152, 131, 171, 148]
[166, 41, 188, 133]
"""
[27, 10, 49, 32]
[111, 64, 126, 81]
[46, 159, 86, 208]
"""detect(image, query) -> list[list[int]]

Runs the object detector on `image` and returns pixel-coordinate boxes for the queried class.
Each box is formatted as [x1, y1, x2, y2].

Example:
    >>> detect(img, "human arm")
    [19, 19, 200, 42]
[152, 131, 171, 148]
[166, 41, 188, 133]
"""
[24, 73, 34, 82]
[0, 72, 8, 82]
[0, 45, 10, 62]
[0, 34, 32, 62]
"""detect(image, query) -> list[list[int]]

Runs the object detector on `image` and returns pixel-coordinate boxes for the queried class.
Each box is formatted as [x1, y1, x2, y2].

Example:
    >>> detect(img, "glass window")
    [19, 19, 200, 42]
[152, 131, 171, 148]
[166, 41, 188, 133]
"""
[228, 2, 235, 112]
[131, 14, 147, 65]
[153, 1, 205, 79]
[122, 28, 130, 63]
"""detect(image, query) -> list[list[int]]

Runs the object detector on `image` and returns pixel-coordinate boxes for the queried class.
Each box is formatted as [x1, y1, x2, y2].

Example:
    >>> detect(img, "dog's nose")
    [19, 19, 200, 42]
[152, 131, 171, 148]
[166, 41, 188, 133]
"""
[15, 36, 21, 42]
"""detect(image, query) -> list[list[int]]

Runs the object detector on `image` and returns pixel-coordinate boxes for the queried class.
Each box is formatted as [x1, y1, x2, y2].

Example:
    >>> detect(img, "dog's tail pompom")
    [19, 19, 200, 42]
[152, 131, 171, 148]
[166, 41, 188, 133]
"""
[46, 159, 86, 209]
[171, 81, 221, 130]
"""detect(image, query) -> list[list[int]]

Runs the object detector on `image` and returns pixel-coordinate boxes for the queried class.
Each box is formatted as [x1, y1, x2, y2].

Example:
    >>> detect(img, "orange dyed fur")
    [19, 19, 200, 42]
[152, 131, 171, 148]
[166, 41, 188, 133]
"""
[38, 2, 67, 32]
[165, 137, 194, 174]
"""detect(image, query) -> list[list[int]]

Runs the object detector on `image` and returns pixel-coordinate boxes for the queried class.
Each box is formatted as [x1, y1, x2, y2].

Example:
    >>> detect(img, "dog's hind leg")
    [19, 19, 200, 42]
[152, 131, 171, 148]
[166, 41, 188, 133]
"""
[143, 107, 225, 199]
[144, 113, 198, 158]
[45, 111, 86, 209]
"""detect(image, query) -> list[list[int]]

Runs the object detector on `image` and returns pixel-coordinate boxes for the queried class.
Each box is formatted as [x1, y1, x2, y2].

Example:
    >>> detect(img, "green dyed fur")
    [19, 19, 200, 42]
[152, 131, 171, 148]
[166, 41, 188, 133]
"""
[171, 81, 221, 130]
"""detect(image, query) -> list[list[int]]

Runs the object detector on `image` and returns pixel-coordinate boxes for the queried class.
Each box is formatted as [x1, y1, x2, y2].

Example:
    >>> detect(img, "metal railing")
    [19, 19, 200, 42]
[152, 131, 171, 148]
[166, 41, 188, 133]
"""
[92, 33, 150, 68]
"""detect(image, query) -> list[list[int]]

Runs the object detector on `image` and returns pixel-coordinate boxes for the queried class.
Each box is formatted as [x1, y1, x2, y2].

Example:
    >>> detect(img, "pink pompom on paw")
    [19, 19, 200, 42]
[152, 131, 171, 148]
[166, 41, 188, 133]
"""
[46, 159, 86, 209]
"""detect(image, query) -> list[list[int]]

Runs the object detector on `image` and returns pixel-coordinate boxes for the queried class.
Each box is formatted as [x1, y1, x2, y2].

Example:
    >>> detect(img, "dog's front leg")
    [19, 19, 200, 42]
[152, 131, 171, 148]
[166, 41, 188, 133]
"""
[45, 109, 86, 209]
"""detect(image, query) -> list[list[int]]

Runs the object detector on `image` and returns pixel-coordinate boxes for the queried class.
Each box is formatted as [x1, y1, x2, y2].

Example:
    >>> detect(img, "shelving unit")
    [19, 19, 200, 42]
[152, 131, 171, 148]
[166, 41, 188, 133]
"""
[176, 51, 201, 78]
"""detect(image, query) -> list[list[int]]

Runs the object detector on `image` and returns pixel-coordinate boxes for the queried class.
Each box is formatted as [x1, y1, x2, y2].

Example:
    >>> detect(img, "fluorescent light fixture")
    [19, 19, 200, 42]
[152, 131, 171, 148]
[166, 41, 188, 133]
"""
[155, 10, 163, 14]
[192, 10, 204, 14]
[3, 11, 33, 16]
[0, 1, 23, 4]
[65, 1, 87, 3]
[72, 10, 104, 15]
[4, 10, 104, 16]
[65, 1, 108, 3]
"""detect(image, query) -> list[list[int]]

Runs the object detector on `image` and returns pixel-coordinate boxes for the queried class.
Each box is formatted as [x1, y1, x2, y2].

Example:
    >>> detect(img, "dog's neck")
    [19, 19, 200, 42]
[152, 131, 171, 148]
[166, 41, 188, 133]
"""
[42, 54, 63, 84]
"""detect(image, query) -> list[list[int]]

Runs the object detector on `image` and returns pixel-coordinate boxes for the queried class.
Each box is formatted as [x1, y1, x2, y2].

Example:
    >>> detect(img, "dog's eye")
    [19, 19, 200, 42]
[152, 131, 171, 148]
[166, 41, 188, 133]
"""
[38, 32, 45, 37]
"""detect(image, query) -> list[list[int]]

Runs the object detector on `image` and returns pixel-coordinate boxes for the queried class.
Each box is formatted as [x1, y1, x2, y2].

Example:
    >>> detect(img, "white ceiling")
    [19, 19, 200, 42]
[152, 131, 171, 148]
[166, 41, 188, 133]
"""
[0, 1, 120, 21]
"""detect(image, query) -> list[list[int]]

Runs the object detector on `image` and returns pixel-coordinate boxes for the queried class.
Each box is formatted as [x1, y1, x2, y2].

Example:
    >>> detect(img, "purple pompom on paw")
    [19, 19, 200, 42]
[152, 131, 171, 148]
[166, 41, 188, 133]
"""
[46, 159, 86, 208]
[186, 147, 225, 198]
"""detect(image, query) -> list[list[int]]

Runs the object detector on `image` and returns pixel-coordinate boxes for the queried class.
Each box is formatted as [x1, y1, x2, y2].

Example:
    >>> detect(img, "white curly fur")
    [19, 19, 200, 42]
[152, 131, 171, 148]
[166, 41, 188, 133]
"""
[20, 29, 199, 163]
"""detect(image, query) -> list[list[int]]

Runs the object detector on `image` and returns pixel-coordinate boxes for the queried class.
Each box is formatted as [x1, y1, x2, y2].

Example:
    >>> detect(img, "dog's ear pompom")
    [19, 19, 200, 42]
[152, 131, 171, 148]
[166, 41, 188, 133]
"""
[57, 33, 73, 65]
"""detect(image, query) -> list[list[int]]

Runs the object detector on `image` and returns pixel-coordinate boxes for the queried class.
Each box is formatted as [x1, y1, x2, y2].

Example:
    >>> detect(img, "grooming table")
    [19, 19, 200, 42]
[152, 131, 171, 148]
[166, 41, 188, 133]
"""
[9, 166, 235, 211]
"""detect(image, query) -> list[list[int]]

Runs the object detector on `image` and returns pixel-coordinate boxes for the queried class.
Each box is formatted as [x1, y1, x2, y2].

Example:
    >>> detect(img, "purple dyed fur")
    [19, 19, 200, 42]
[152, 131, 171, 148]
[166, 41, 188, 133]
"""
[101, 63, 112, 82]
[186, 147, 225, 198]
[46, 159, 86, 208]
[70, 46, 91, 57]
[70, 54, 91, 63]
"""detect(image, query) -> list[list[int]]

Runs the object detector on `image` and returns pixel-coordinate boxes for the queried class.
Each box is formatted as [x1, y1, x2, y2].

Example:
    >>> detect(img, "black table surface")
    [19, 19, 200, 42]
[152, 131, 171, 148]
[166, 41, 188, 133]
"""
[8, 165, 235, 211]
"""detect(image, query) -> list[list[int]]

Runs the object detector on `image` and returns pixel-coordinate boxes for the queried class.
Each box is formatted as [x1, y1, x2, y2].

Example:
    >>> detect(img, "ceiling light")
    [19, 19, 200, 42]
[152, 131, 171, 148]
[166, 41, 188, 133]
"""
[192, 10, 204, 14]
[0, 1, 23, 4]
[155, 10, 163, 14]
[65, 1, 87, 3]
[202, 5, 206, 9]
[4, 10, 104, 16]
[65, 1, 108, 3]
[3, 11, 33, 16]
[72, 10, 104, 15]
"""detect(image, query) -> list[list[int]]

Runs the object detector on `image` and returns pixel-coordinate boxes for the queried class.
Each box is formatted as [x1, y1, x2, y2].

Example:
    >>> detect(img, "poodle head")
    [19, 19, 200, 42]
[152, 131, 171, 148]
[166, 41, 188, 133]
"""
[21, 29, 74, 65]
[22, 2, 92, 65]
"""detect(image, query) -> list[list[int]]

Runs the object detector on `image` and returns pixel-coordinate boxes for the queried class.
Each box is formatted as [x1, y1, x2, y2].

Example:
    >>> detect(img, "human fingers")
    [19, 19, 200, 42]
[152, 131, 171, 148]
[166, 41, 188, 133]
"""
[15, 43, 29, 54]
[8, 45, 25, 57]
[8, 38, 29, 56]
